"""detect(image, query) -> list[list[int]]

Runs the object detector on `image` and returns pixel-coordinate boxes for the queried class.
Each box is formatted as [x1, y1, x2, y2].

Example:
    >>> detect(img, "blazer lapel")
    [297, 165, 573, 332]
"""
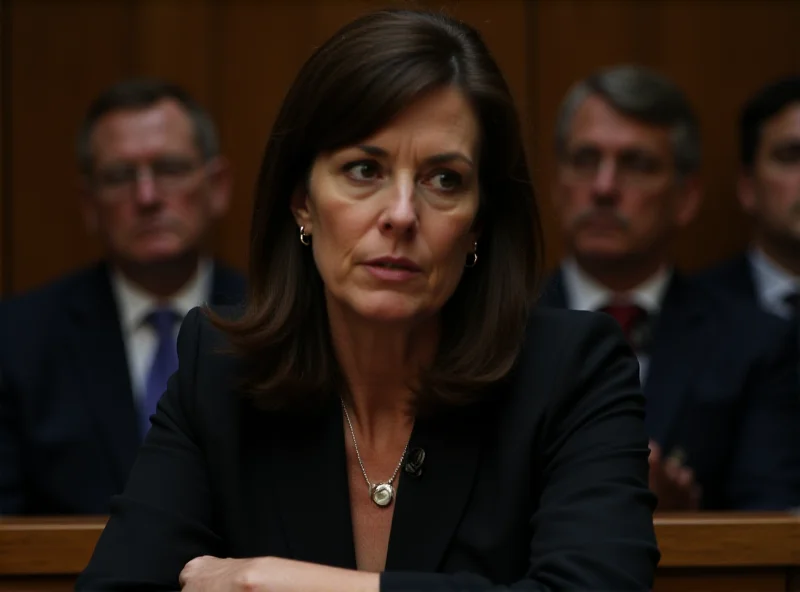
[385, 401, 485, 572]
[537, 268, 568, 308]
[727, 253, 758, 302]
[68, 264, 140, 490]
[643, 274, 707, 449]
[267, 398, 356, 569]
[209, 262, 246, 307]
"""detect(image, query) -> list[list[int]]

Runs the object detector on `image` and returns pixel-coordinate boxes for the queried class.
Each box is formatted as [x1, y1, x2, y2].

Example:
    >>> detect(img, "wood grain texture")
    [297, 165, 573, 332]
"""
[654, 570, 789, 592]
[0, 516, 106, 575]
[654, 511, 800, 567]
[3, 0, 800, 292]
[7, 0, 131, 293]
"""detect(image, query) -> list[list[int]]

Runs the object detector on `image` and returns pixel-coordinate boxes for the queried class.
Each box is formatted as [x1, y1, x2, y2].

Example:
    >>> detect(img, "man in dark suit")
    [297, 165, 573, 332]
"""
[0, 79, 246, 514]
[699, 77, 800, 321]
[541, 65, 800, 510]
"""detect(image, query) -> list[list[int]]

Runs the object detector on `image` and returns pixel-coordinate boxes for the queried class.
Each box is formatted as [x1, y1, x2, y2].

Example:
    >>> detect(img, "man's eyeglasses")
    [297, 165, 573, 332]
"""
[92, 157, 204, 201]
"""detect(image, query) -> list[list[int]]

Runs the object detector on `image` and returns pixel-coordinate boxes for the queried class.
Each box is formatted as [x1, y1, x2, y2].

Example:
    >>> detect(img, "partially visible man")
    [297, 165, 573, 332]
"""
[540, 65, 800, 511]
[700, 77, 800, 322]
[0, 79, 246, 514]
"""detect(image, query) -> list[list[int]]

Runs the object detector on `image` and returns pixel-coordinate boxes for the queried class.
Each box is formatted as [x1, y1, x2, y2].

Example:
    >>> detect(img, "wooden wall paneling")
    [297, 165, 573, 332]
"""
[8, 0, 132, 294]
[5, 0, 798, 291]
[0, 0, 6, 296]
[216, 0, 312, 273]
[130, 0, 214, 107]
[651, 0, 800, 271]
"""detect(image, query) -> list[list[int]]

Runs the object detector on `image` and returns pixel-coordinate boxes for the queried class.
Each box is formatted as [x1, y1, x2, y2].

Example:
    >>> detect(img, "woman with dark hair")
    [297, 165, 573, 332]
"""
[78, 8, 659, 591]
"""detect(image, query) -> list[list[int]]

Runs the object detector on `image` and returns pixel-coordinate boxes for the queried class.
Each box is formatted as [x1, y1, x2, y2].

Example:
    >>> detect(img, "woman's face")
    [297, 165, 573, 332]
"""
[293, 87, 481, 325]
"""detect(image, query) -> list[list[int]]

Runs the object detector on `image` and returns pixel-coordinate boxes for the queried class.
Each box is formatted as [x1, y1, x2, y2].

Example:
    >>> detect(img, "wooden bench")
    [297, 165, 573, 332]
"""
[1, 513, 798, 590]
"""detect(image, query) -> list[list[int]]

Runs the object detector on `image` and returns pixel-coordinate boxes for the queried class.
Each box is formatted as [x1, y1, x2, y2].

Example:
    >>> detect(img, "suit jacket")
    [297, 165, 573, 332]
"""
[539, 267, 800, 510]
[77, 306, 659, 591]
[697, 252, 759, 304]
[0, 261, 246, 515]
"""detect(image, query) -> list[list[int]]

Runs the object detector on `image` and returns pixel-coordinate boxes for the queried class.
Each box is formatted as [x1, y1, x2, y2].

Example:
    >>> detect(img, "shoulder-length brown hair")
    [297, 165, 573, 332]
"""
[213, 8, 543, 413]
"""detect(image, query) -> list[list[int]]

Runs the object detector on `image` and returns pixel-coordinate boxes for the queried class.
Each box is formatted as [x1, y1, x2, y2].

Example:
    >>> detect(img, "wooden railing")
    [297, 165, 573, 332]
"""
[0, 513, 798, 591]
[654, 512, 800, 592]
[0, 516, 106, 591]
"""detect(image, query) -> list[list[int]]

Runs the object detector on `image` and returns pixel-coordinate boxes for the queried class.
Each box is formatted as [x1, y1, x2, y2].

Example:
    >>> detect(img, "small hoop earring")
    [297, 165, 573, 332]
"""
[465, 242, 478, 268]
[299, 225, 311, 246]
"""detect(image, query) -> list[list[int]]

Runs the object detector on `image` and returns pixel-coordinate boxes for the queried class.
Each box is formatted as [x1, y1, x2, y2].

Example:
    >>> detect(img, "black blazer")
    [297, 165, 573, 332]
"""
[0, 261, 246, 515]
[78, 306, 659, 591]
[540, 268, 800, 510]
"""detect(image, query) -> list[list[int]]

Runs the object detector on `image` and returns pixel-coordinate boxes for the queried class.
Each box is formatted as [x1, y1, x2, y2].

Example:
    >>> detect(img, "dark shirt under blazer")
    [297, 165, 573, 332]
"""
[78, 306, 659, 591]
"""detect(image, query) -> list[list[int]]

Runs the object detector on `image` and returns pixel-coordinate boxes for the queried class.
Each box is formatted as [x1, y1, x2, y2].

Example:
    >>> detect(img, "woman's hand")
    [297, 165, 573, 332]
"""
[179, 555, 380, 592]
[180, 556, 260, 591]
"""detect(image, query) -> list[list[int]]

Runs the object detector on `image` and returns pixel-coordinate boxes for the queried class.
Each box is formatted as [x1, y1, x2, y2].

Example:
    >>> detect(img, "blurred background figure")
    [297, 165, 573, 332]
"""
[539, 65, 800, 511]
[700, 77, 800, 327]
[0, 79, 246, 515]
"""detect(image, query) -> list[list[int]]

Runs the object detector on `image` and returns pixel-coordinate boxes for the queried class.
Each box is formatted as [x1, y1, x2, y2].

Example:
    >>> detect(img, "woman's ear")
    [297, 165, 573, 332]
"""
[469, 217, 483, 245]
[290, 187, 313, 232]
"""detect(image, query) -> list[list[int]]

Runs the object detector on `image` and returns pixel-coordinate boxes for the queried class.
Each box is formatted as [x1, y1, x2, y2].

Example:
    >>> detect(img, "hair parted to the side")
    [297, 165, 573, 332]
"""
[76, 78, 219, 176]
[211, 8, 543, 414]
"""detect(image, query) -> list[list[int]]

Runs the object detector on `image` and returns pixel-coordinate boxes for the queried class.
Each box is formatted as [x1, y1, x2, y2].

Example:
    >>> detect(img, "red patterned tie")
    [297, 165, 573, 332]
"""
[599, 303, 648, 343]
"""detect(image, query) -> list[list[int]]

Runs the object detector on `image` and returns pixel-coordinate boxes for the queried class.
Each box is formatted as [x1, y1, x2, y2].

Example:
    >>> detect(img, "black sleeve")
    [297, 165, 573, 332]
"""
[76, 307, 223, 591]
[381, 313, 659, 591]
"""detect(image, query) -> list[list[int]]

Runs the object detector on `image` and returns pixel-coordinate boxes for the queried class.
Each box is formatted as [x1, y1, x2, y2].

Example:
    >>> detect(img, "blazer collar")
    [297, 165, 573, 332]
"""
[538, 268, 568, 309]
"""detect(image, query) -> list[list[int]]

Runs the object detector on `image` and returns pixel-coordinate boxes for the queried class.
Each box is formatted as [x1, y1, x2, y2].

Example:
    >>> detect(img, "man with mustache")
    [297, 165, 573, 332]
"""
[700, 77, 800, 329]
[0, 79, 246, 514]
[540, 65, 800, 511]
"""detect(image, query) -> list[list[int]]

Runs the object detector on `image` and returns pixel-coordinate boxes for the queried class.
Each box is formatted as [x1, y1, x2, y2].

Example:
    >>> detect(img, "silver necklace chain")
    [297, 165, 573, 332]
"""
[340, 398, 409, 504]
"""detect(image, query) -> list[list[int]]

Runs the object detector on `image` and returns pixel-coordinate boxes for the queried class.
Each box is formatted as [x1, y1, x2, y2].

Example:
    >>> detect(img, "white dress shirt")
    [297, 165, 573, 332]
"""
[748, 247, 800, 320]
[110, 259, 213, 404]
[561, 258, 671, 384]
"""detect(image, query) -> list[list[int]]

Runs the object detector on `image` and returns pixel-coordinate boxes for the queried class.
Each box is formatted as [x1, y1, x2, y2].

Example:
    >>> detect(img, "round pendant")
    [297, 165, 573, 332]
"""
[370, 483, 394, 507]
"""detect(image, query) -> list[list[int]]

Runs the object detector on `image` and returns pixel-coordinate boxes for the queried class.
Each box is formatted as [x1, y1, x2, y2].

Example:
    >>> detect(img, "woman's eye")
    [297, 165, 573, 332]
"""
[344, 161, 381, 181]
[428, 170, 463, 191]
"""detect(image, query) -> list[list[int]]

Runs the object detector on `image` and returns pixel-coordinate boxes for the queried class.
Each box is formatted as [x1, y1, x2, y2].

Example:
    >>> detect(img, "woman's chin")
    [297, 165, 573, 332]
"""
[351, 298, 431, 325]
[360, 308, 421, 324]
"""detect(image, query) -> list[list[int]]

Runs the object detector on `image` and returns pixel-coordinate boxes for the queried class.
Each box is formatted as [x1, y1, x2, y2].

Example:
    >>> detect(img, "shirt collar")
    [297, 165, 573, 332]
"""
[561, 257, 671, 315]
[748, 246, 800, 312]
[110, 258, 213, 333]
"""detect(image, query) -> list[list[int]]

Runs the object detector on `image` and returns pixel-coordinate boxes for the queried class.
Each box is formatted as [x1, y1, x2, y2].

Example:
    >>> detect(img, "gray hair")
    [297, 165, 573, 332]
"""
[76, 78, 219, 175]
[555, 65, 701, 176]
